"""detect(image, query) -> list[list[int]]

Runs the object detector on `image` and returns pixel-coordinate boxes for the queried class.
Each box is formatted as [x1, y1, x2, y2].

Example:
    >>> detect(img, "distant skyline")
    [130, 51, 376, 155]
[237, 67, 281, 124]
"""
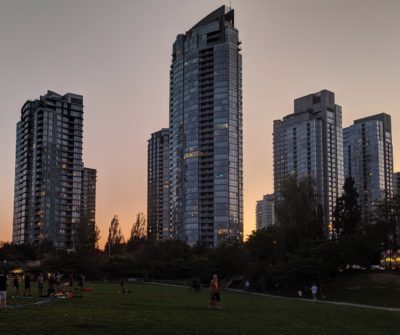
[1, 0, 399, 247]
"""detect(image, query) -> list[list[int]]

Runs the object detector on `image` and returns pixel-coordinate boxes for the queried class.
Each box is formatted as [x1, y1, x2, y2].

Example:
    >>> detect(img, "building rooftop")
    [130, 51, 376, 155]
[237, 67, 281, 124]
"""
[353, 113, 391, 132]
[190, 5, 234, 31]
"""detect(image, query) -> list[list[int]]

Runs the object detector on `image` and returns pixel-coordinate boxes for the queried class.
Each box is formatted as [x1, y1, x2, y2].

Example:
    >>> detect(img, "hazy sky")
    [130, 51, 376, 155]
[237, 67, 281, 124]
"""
[0, 0, 399, 247]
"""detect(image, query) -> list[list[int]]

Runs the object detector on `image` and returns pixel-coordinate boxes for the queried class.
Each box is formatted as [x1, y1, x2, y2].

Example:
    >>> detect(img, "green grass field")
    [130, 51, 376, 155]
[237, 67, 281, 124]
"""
[326, 272, 400, 308]
[1, 282, 399, 335]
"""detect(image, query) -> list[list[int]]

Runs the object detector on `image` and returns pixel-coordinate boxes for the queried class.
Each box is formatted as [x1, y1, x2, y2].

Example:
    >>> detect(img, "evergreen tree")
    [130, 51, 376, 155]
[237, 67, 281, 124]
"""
[333, 176, 361, 238]
[373, 193, 400, 251]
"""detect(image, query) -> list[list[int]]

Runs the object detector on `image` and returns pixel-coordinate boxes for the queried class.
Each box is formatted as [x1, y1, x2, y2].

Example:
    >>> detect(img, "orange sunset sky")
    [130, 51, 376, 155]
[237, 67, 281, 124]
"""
[0, 0, 399, 248]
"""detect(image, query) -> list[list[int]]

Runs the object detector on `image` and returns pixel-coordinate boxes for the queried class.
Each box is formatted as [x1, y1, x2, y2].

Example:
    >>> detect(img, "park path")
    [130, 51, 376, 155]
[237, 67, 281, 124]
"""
[144, 281, 400, 313]
[6, 298, 51, 309]
[226, 288, 400, 312]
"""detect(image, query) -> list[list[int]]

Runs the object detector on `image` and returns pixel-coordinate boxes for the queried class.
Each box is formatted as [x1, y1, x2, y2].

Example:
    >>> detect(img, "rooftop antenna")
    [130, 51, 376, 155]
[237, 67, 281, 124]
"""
[229, 1, 232, 10]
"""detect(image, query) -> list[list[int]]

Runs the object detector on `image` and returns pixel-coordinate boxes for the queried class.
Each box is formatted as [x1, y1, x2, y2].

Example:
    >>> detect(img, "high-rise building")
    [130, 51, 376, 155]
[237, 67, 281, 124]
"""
[13, 91, 86, 248]
[169, 6, 243, 246]
[81, 167, 97, 226]
[344, 114, 393, 221]
[255, 194, 275, 230]
[147, 129, 170, 240]
[394, 172, 400, 195]
[273, 89, 344, 235]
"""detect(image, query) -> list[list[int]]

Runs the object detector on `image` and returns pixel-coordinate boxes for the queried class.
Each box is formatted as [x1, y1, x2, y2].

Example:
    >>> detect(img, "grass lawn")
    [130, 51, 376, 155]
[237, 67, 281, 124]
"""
[326, 272, 400, 308]
[1, 282, 399, 335]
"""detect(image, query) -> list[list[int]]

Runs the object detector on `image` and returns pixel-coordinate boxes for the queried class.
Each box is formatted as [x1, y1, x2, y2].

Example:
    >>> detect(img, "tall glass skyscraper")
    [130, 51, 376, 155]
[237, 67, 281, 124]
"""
[147, 129, 170, 240]
[13, 91, 91, 248]
[273, 90, 344, 235]
[169, 6, 243, 246]
[344, 113, 394, 221]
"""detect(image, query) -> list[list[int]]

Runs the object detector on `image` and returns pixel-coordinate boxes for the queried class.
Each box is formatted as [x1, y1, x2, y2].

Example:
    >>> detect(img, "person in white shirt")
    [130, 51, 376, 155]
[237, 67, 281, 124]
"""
[311, 283, 318, 300]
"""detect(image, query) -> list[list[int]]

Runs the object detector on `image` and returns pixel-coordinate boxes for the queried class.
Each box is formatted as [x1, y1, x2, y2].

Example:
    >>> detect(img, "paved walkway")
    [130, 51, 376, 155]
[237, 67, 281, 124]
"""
[226, 288, 400, 312]
[144, 281, 400, 312]
[6, 297, 51, 309]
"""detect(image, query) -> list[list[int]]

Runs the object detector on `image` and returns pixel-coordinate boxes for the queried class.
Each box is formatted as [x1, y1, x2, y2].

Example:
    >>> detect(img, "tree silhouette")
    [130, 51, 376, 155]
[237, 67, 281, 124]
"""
[106, 215, 125, 256]
[333, 176, 361, 238]
[76, 215, 100, 252]
[126, 212, 147, 252]
[130, 212, 147, 241]
[275, 176, 324, 254]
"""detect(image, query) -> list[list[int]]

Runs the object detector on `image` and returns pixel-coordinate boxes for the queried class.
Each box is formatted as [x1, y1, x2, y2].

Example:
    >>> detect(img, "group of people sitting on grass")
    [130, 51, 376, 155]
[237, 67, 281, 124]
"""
[0, 269, 89, 309]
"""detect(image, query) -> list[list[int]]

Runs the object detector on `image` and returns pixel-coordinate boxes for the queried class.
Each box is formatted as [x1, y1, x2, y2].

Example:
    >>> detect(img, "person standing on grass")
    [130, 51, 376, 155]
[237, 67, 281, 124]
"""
[244, 280, 250, 292]
[320, 282, 326, 300]
[48, 274, 55, 297]
[311, 283, 318, 300]
[24, 273, 31, 296]
[37, 273, 44, 297]
[208, 274, 221, 308]
[13, 275, 19, 296]
[55, 272, 62, 291]
[78, 274, 84, 290]
[0, 270, 7, 311]
[69, 274, 74, 289]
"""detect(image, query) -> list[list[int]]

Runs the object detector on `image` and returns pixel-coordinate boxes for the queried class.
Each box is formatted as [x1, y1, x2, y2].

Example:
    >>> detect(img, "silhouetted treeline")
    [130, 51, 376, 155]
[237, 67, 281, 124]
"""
[1, 176, 398, 290]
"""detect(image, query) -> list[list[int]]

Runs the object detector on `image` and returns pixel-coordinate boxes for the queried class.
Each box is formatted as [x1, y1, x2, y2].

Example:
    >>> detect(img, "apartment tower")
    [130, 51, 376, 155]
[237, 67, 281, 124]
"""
[13, 91, 85, 248]
[344, 113, 394, 221]
[147, 129, 171, 240]
[169, 6, 243, 246]
[255, 194, 275, 230]
[273, 90, 344, 235]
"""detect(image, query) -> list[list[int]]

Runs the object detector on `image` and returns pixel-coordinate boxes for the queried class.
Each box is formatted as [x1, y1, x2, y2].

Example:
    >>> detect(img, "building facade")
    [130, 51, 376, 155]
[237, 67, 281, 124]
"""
[13, 91, 85, 248]
[147, 129, 170, 240]
[344, 114, 393, 221]
[255, 194, 275, 230]
[273, 90, 344, 235]
[81, 167, 97, 226]
[394, 172, 400, 195]
[169, 6, 243, 246]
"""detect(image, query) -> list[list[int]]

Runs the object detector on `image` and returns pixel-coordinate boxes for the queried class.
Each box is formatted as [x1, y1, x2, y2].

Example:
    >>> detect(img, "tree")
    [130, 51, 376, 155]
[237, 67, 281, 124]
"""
[126, 212, 147, 252]
[38, 240, 56, 256]
[373, 194, 400, 253]
[211, 238, 249, 280]
[106, 215, 125, 256]
[275, 176, 324, 254]
[246, 225, 283, 264]
[0, 242, 38, 261]
[333, 176, 361, 238]
[76, 216, 101, 252]
[130, 212, 147, 241]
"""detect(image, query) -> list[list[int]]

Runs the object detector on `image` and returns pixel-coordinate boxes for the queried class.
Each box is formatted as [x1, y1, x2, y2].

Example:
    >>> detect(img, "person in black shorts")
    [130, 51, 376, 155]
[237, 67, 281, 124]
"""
[78, 274, 84, 290]
[13, 276, 19, 296]
[208, 274, 221, 308]
[69, 274, 74, 289]
[0, 270, 7, 311]
[37, 273, 44, 297]
[24, 273, 31, 296]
